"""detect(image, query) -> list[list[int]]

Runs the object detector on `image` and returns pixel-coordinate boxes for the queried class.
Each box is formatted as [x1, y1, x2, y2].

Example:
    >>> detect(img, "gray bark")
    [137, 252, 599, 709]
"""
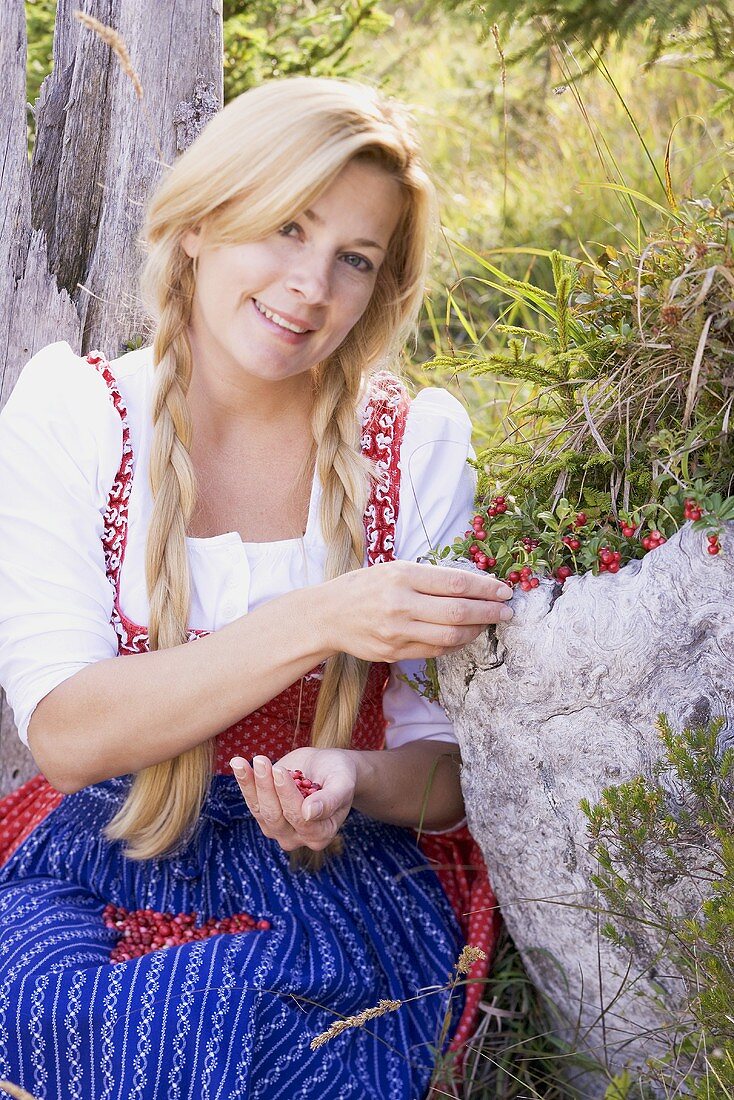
[0, 1, 223, 794]
[437, 521, 734, 1093]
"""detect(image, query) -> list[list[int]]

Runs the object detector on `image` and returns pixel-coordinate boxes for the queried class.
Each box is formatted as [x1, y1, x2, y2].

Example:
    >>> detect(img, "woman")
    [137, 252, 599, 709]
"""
[0, 76, 511, 1097]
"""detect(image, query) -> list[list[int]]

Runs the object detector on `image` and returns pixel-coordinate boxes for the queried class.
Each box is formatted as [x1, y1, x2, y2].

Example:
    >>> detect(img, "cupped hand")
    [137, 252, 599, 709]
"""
[229, 747, 357, 853]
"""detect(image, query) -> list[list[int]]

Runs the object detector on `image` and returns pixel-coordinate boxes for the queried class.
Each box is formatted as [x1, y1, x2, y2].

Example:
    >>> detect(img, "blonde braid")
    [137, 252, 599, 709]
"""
[103, 259, 213, 859]
[289, 352, 381, 873]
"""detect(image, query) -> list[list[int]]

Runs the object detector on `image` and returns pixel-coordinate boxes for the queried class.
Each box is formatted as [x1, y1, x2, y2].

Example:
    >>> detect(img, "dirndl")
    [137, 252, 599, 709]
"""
[0, 774, 465, 1098]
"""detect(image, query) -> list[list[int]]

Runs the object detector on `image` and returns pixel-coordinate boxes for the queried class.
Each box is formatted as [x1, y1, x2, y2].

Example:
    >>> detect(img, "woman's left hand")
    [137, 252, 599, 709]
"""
[229, 747, 358, 853]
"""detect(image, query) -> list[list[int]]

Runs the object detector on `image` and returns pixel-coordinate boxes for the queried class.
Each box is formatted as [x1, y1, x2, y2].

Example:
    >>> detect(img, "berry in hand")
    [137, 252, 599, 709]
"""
[288, 769, 322, 797]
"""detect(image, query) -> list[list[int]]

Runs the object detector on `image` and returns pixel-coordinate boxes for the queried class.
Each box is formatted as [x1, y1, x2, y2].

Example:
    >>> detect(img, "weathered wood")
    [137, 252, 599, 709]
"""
[437, 522, 734, 1093]
[0, 1, 223, 793]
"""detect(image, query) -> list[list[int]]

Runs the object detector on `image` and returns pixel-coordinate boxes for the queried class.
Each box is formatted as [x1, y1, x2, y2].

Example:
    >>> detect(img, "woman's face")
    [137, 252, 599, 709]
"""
[181, 158, 405, 395]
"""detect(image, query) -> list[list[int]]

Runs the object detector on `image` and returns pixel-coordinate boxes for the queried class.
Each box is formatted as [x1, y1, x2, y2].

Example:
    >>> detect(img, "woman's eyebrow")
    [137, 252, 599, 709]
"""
[302, 208, 386, 252]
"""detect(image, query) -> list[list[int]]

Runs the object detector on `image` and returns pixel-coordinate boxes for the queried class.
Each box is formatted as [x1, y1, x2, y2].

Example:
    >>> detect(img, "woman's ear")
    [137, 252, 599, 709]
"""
[181, 225, 202, 259]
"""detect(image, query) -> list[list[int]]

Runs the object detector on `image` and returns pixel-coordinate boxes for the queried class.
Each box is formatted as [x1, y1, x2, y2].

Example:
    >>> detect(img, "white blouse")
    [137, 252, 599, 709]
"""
[0, 341, 477, 756]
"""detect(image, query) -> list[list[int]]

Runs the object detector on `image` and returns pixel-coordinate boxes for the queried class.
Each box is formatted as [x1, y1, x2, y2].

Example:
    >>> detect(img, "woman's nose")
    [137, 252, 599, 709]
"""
[284, 254, 331, 305]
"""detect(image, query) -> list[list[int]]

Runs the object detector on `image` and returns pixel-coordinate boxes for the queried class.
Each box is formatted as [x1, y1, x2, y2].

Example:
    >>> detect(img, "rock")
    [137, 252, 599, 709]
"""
[437, 521, 734, 1093]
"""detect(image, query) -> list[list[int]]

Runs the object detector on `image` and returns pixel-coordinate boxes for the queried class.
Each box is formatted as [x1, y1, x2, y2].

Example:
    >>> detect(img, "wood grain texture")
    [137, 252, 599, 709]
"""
[1, 1, 222, 794]
[437, 522, 734, 1093]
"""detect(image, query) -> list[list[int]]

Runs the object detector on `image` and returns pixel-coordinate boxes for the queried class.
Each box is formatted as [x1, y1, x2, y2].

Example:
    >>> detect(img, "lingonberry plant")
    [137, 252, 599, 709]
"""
[402, 195, 733, 712]
[424, 483, 733, 588]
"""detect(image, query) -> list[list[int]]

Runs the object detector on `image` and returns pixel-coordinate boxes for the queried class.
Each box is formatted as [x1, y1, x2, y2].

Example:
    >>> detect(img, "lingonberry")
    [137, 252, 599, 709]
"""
[555, 565, 573, 582]
[707, 535, 721, 555]
[574, 512, 588, 527]
[642, 529, 666, 553]
[104, 903, 271, 963]
[508, 571, 521, 585]
[684, 498, 704, 522]
[289, 769, 322, 797]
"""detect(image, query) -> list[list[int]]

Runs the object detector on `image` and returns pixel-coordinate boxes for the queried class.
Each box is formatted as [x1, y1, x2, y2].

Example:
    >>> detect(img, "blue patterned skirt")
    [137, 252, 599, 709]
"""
[0, 776, 464, 1099]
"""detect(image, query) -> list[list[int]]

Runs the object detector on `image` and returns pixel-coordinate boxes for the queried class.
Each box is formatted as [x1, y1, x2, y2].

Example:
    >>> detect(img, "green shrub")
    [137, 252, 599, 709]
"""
[581, 716, 734, 1097]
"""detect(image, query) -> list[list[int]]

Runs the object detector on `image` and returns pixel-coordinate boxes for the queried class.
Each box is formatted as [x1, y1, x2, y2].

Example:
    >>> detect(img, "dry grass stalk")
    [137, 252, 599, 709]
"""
[455, 945, 487, 975]
[310, 998, 402, 1050]
[71, 10, 164, 164]
[72, 11, 143, 99]
[0, 1081, 37, 1100]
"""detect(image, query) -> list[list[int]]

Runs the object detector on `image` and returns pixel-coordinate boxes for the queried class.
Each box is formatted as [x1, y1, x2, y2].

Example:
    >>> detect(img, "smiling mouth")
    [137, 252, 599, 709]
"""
[252, 298, 312, 334]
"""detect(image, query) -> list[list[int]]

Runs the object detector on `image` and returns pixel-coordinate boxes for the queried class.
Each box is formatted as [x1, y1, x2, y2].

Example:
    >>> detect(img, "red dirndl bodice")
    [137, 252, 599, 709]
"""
[0, 352, 500, 1060]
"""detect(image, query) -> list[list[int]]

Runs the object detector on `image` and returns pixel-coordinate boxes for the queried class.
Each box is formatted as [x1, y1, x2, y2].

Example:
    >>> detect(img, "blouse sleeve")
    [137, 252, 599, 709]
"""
[0, 342, 122, 746]
[382, 386, 477, 753]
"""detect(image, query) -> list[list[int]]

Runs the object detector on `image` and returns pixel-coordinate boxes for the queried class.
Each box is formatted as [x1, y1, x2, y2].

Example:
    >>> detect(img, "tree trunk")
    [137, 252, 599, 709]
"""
[0, 0, 223, 795]
[437, 522, 734, 1094]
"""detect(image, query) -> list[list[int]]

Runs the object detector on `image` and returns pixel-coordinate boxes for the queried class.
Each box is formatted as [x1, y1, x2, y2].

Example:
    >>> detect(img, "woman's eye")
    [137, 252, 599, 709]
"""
[278, 224, 372, 273]
[343, 254, 373, 273]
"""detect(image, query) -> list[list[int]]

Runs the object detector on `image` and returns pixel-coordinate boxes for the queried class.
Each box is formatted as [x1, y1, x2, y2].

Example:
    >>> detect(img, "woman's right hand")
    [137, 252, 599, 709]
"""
[318, 559, 514, 664]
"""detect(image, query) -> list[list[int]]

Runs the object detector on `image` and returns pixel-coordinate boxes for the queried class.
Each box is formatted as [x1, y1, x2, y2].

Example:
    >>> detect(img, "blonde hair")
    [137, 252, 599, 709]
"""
[103, 75, 438, 870]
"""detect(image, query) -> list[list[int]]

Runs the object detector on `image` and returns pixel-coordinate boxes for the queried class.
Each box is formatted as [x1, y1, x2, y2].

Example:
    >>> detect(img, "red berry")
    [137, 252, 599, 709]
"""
[574, 512, 587, 527]
[508, 571, 521, 584]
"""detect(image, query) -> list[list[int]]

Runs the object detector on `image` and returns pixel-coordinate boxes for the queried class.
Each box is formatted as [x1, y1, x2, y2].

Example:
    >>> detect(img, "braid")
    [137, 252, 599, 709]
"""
[289, 353, 378, 873]
[103, 263, 213, 860]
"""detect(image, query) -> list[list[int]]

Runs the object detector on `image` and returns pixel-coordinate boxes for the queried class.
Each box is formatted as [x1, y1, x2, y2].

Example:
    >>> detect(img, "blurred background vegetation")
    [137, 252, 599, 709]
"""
[22, 4, 734, 1095]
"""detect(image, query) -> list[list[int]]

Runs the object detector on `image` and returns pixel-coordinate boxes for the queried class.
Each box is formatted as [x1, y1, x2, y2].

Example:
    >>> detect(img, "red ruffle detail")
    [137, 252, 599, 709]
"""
[0, 774, 63, 866]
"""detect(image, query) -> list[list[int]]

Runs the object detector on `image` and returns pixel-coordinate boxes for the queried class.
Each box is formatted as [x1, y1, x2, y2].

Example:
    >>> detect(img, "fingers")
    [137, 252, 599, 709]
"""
[230, 756, 260, 815]
[230, 756, 340, 851]
[403, 560, 514, 603]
